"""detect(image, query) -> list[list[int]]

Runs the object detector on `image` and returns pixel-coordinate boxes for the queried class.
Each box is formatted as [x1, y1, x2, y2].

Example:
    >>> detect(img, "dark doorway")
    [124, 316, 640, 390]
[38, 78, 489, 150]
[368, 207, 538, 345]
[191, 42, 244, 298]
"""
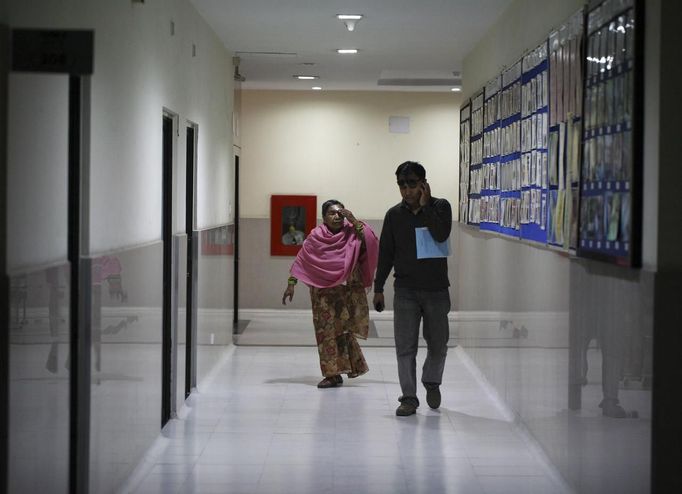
[161, 113, 173, 426]
[0, 24, 9, 494]
[233, 154, 240, 331]
[185, 125, 197, 399]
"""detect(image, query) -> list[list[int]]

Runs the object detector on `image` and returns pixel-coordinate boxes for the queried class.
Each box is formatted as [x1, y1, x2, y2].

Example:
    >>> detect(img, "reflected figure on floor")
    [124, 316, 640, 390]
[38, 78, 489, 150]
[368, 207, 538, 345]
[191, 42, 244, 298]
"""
[572, 272, 649, 419]
[94, 256, 127, 303]
[45, 266, 67, 374]
[92, 256, 128, 373]
[373, 161, 452, 417]
[282, 199, 379, 389]
[578, 326, 642, 419]
[46, 257, 129, 374]
[10, 275, 29, 327]
[578, 329, 629, 418]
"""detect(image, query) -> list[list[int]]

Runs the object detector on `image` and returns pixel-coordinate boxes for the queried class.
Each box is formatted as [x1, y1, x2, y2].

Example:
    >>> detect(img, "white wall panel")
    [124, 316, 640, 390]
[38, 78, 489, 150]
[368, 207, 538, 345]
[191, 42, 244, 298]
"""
[7, 73, 69, 270]
[8, 0, 234, 253]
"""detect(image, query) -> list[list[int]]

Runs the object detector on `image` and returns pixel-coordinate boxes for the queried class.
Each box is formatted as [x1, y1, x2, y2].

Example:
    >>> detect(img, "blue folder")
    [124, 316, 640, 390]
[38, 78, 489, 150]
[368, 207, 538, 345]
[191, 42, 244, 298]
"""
[415, 227, 451, 259]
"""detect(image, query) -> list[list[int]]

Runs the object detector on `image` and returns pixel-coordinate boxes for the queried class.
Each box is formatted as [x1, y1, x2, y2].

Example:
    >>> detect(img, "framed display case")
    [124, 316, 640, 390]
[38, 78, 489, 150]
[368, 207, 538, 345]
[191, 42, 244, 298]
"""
[467, 90, 484, 226]
[499, 60, 523, 238]
[548, 9, 584, 252]
[480, 76, 502, 234]
[577, 0, 642, 267]
[458, 100, 471, 223]
[520, 41, 550, 244]
[456, 0, 642, 268]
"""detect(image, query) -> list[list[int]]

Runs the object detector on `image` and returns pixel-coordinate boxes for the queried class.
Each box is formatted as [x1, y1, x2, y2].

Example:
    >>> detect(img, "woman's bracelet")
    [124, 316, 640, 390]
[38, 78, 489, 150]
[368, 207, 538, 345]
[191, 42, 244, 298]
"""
[354, 222, 364, 234]
[287, 276, 297, 286]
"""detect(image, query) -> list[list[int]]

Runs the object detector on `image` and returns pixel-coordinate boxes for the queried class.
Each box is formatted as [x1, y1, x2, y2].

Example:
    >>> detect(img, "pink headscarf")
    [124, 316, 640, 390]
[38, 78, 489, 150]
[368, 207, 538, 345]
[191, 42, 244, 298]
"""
[290, 221, 378, 289]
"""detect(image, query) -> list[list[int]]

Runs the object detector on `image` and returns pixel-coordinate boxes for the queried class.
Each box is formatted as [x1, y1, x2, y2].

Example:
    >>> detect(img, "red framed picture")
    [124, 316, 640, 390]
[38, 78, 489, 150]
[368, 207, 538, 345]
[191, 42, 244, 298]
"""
[270, 195, 317, 256]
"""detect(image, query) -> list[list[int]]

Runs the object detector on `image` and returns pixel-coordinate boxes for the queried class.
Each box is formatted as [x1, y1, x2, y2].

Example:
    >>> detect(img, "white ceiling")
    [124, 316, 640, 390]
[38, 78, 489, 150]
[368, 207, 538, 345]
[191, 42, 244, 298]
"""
[190, 0, 513, 92]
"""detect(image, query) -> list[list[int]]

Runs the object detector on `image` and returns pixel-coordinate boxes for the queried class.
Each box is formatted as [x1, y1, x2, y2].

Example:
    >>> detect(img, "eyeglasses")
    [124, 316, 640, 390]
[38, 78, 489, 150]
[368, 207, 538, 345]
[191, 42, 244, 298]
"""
[396, 179, 421, 189]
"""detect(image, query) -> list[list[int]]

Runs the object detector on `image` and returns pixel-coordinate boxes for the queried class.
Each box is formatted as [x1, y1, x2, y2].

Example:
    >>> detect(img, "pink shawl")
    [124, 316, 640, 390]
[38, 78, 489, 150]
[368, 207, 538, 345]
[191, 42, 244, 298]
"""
[290, 221, 379, 289]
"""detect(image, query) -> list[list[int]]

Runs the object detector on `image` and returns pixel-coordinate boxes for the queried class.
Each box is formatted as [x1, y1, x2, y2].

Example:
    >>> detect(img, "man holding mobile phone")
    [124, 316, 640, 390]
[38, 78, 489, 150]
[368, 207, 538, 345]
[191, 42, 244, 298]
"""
[373, 161, 452, 416]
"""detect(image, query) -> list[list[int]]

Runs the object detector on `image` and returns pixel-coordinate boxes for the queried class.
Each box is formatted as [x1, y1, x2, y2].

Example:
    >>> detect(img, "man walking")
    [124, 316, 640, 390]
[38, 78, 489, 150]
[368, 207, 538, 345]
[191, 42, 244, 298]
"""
[373, 161, 452, 416]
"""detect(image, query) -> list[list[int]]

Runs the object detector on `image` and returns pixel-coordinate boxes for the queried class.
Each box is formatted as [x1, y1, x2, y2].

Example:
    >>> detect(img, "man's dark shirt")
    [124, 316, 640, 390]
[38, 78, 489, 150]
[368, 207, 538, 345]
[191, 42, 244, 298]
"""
[374, 197, 452, 293]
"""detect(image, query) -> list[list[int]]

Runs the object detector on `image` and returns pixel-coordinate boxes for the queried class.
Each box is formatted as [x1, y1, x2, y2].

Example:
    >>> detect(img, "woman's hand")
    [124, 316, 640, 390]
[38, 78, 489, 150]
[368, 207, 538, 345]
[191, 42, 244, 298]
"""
[340, 208, 359, 228]
[282, 284, 295, 305]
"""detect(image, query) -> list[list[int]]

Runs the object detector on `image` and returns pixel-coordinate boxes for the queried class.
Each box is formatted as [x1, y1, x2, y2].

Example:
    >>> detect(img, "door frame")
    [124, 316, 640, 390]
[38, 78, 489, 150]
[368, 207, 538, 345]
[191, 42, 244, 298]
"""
[233, 152, 240, 332]
[161, 110, 176, 426]
[185, 122, 198, 398]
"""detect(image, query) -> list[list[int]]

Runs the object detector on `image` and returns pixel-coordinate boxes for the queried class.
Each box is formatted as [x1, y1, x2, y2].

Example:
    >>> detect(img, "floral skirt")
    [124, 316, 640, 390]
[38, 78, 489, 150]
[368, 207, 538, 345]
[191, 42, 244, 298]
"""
[310, 282, 369, 379]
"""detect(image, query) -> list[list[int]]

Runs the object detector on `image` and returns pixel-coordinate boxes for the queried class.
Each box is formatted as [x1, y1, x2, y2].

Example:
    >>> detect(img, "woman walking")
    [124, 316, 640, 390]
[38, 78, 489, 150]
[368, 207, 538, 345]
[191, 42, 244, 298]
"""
[282, 199, 379, 388]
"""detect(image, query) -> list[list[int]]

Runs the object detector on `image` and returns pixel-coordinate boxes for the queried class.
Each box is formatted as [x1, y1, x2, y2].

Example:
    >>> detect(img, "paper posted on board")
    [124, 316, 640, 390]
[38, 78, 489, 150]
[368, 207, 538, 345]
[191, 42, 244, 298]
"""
[415, 227, 450, 259]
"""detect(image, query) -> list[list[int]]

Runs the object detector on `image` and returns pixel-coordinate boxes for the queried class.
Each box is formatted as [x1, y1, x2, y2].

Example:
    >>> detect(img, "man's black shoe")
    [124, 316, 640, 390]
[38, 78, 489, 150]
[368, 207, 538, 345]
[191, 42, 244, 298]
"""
[426, 386, 441, 409]
[396, 401, 417, 416]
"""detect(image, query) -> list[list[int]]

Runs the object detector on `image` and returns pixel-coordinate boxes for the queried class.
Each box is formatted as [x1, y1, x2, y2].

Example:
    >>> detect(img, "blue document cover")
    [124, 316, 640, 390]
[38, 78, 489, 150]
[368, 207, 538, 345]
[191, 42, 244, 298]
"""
[415, 227, 450, 259]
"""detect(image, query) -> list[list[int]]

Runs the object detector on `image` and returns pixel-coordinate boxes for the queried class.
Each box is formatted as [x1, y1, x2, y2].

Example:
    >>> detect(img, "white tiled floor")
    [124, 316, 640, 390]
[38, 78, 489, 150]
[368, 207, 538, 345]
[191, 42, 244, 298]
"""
[120, 345, 572, 494]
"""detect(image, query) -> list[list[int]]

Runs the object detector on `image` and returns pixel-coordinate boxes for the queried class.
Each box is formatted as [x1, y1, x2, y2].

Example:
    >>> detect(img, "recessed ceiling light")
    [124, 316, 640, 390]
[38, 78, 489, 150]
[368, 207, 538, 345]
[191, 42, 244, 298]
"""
[336, 49, 358, 54]
[337, 14, 363, 31]
[235, 51, 297, 59]
[451, 87, 462, 92]
[293, 75, 319, 80]
[312, 86, 322, 90]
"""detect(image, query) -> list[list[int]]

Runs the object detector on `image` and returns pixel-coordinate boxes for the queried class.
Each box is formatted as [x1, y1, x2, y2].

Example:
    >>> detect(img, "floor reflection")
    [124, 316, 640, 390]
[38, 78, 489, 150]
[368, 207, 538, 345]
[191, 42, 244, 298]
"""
[238, 310, 652, 493]
[120, 346, 570, 494]
[8, 265, 71, 493]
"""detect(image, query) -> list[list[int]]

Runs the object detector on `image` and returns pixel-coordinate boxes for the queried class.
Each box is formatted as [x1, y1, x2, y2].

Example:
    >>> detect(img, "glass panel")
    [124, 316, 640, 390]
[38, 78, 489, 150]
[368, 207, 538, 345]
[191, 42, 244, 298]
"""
[8, 266, 70, 493]
[176, 235, 187, 410]
[196, 225, 233, 387]
[7, 72, 70, 493]
[455, 223, 652, 492]
[88, 244, 163, 492]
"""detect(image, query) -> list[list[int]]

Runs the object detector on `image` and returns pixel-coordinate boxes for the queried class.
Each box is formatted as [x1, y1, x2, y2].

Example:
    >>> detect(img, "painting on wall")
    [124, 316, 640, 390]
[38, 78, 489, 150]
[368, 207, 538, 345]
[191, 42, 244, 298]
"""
[270, 195, 317, 256]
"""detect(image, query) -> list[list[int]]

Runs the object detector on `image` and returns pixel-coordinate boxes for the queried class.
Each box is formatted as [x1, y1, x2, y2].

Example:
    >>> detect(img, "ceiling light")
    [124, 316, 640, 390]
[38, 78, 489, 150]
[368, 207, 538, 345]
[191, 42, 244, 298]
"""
[293, 75, 318, 80]
[312, 86, 322, 90]
[450, 87, 462, 92]
[235, 51, 297, 59]
[337, 14, 363, 32]
[336, 49, 358, 54]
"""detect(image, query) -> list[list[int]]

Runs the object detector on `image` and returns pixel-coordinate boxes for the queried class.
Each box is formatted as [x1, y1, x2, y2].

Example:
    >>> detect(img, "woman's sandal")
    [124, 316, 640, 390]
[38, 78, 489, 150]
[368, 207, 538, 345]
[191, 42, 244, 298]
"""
[317, 375, 343, 388]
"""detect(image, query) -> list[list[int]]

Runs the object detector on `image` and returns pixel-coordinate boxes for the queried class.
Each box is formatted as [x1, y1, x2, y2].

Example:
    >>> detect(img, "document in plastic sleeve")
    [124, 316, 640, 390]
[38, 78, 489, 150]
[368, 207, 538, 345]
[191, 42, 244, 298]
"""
[415, 227, 450, 259]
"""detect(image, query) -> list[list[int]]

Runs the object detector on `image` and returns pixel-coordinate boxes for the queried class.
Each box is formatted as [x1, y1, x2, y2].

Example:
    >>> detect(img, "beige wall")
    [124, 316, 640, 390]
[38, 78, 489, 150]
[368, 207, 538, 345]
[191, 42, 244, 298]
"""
[240, 90, 460, 220]
[237, 89, 461, 309]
